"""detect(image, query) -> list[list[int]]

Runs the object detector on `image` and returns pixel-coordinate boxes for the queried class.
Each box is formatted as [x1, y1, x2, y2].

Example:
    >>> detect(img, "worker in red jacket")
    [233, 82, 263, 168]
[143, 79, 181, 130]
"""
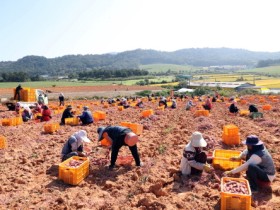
[41, 105, 52, 121]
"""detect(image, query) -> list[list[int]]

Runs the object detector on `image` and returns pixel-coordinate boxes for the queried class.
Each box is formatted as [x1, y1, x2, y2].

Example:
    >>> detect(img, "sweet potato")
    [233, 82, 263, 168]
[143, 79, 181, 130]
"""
[223, 180, 249, 195]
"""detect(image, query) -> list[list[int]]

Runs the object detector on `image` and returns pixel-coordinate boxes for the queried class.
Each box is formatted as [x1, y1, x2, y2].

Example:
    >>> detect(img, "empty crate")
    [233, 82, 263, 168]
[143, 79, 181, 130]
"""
[213, 149, 241, 170]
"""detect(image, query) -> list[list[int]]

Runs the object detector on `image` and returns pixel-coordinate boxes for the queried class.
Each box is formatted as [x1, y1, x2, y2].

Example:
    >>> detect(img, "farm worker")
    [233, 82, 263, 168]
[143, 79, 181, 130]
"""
[15, 102, 21, 114]
[136, 98, 144, 108]
[248, 104, 258, 113]
[180, 131, 212, 175]
[229, 100, 239, 114]
[32, 103, 42, 113]
[120, 98, 130, 109]
[224, 135, 276, 193]
[203, 96, 212, 111]
[58, 93, 65, 106]
[41, 105, 52, 121]
[38, 94, 44, 105]
[22, 106, 32, 122]
[78, 106, 93, 125]
[97, 126, 141, 170]
[60, 105, 74, 125]
[14, 84, 23, 101]
[61, 130, 91, 161]
[186, 99, 195, 111]
[171, 99, 177, 109]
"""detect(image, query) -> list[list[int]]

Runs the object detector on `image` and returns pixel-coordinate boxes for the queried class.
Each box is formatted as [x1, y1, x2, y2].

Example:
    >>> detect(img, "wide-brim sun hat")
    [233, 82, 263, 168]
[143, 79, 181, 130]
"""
[77, 130, 91, 143]
[190, 131, 207, 147]
[242, 135, 263, 145]
[97, 127, 106, 141]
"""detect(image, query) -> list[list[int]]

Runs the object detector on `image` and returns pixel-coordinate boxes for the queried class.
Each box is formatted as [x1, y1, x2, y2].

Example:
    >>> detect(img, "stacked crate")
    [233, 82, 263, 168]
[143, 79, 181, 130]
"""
[222, 124, 240, 145]
[16, 88, 36, 102]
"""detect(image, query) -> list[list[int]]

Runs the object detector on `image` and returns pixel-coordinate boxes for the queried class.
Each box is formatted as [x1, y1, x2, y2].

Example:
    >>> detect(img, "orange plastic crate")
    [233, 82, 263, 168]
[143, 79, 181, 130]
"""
[120, 122, 143, 135]
[157, 106, 165, 111]
[222, 133, 240, 145]
[262, 104, 272, 110]
[118, 106, 124, 111]
[1, 118, 16, 126]
[223, 124, 239, 136]
[141, 109, 154, 117]
[166, 102, 172, 107]
[195, 110, 209, 117]
[221, 177, 251, 210]
[120, 121, 131, 127]
[65, 117, 79, 126]
[239, 110, 250, 116]
[44, 123, 60, 133]
[129, 123, 143, 135]
[213, 149, 241, 170]
[0, 136, 7, 149]
[59, 156, 89, 185]
[14, 117, 23, 125]
[100, 138, 112, 147]
[103, 103, 109, 108]
[93, 111, 106, 120]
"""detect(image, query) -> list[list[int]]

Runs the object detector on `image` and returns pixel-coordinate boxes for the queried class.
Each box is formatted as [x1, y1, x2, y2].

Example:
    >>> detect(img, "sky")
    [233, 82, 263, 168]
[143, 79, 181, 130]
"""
[1, 0, 280, 61]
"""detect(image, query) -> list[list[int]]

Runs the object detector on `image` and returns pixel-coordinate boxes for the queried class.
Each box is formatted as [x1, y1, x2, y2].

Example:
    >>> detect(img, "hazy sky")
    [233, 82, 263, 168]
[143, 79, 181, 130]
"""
[1, 0, 280, 61]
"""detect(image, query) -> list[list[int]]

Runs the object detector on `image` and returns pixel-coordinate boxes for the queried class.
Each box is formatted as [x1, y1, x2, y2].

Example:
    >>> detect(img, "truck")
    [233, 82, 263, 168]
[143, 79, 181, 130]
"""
[1, 88, 48, 111]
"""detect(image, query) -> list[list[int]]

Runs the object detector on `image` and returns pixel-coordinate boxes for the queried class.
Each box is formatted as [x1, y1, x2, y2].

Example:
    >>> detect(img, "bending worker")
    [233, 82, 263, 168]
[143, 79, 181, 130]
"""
[97, 126, 141, 169]
[61, 130, 91, 161]
[180, 131, 212, 175]
[224, 135, 276, 193]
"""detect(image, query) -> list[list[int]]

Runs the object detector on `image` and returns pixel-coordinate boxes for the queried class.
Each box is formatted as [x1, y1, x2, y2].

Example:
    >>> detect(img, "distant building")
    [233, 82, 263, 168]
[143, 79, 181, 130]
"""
[188, 81, 262, 91]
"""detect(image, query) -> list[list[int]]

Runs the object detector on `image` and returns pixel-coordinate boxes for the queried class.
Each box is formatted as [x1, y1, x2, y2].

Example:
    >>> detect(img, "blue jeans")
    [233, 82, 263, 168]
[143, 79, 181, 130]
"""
[246, 163, 270, 191]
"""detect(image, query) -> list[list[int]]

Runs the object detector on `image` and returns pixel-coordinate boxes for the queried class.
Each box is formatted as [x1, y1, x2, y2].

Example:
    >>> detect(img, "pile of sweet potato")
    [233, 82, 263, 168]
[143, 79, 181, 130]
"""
[67, 159, 84, 168]
[223, 180, 249, 195]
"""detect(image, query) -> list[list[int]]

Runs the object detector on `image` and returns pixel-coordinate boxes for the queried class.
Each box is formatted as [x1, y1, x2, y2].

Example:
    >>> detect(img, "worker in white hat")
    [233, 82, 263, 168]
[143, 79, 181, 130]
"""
[180, 131, 212, 175]
[61, 130, 91, 161]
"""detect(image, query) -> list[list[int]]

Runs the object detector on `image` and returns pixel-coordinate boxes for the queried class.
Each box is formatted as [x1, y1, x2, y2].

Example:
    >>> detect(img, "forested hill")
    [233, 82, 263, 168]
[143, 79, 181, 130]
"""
[1, 48, 280, 76]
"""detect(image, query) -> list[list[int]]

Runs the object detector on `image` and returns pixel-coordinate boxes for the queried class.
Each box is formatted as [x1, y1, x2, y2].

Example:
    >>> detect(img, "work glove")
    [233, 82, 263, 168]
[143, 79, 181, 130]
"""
[223, 171, 232, 176]
[203, 163, 213, 173]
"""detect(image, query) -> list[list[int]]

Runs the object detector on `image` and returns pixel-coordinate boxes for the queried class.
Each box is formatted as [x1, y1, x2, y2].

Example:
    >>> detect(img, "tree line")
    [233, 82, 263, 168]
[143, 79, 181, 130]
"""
[1, 48, 280, 77]
[257, 58, 280, 68]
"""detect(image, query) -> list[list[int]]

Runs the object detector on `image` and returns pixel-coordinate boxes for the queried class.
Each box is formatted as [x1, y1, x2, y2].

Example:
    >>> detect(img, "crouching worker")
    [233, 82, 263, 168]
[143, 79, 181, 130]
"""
[78, 106, 93, 125]
[61, 130, 91, 161]
[97, 126, 141, 169]
[224, 135, 276, 193]
[180, 131, 212, 175]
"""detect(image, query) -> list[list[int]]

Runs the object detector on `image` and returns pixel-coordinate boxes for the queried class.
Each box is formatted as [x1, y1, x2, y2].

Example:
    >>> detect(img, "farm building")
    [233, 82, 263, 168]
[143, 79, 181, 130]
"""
[188, 81, 263, 91]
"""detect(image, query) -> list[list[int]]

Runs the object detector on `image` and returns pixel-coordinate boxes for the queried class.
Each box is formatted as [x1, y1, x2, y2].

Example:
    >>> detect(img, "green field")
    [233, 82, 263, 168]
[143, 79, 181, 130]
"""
[238, 65, 280, 75]
[140, 64, 199, 73]
[0, 76, 175, 88]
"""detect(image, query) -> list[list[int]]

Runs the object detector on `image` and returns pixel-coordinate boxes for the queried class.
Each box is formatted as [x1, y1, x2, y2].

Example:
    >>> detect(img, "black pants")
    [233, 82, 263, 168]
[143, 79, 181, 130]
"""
[246, 164, 270, 191]
[191, 152, 207, 175]
[14, 92, 20, 100]
[111, 137, 140, 167]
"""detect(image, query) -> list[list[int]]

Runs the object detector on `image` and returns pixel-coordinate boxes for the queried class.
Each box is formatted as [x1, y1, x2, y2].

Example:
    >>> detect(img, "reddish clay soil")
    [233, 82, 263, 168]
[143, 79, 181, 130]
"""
[0, 95, 280, 210]
[0, 85, 163, 99]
